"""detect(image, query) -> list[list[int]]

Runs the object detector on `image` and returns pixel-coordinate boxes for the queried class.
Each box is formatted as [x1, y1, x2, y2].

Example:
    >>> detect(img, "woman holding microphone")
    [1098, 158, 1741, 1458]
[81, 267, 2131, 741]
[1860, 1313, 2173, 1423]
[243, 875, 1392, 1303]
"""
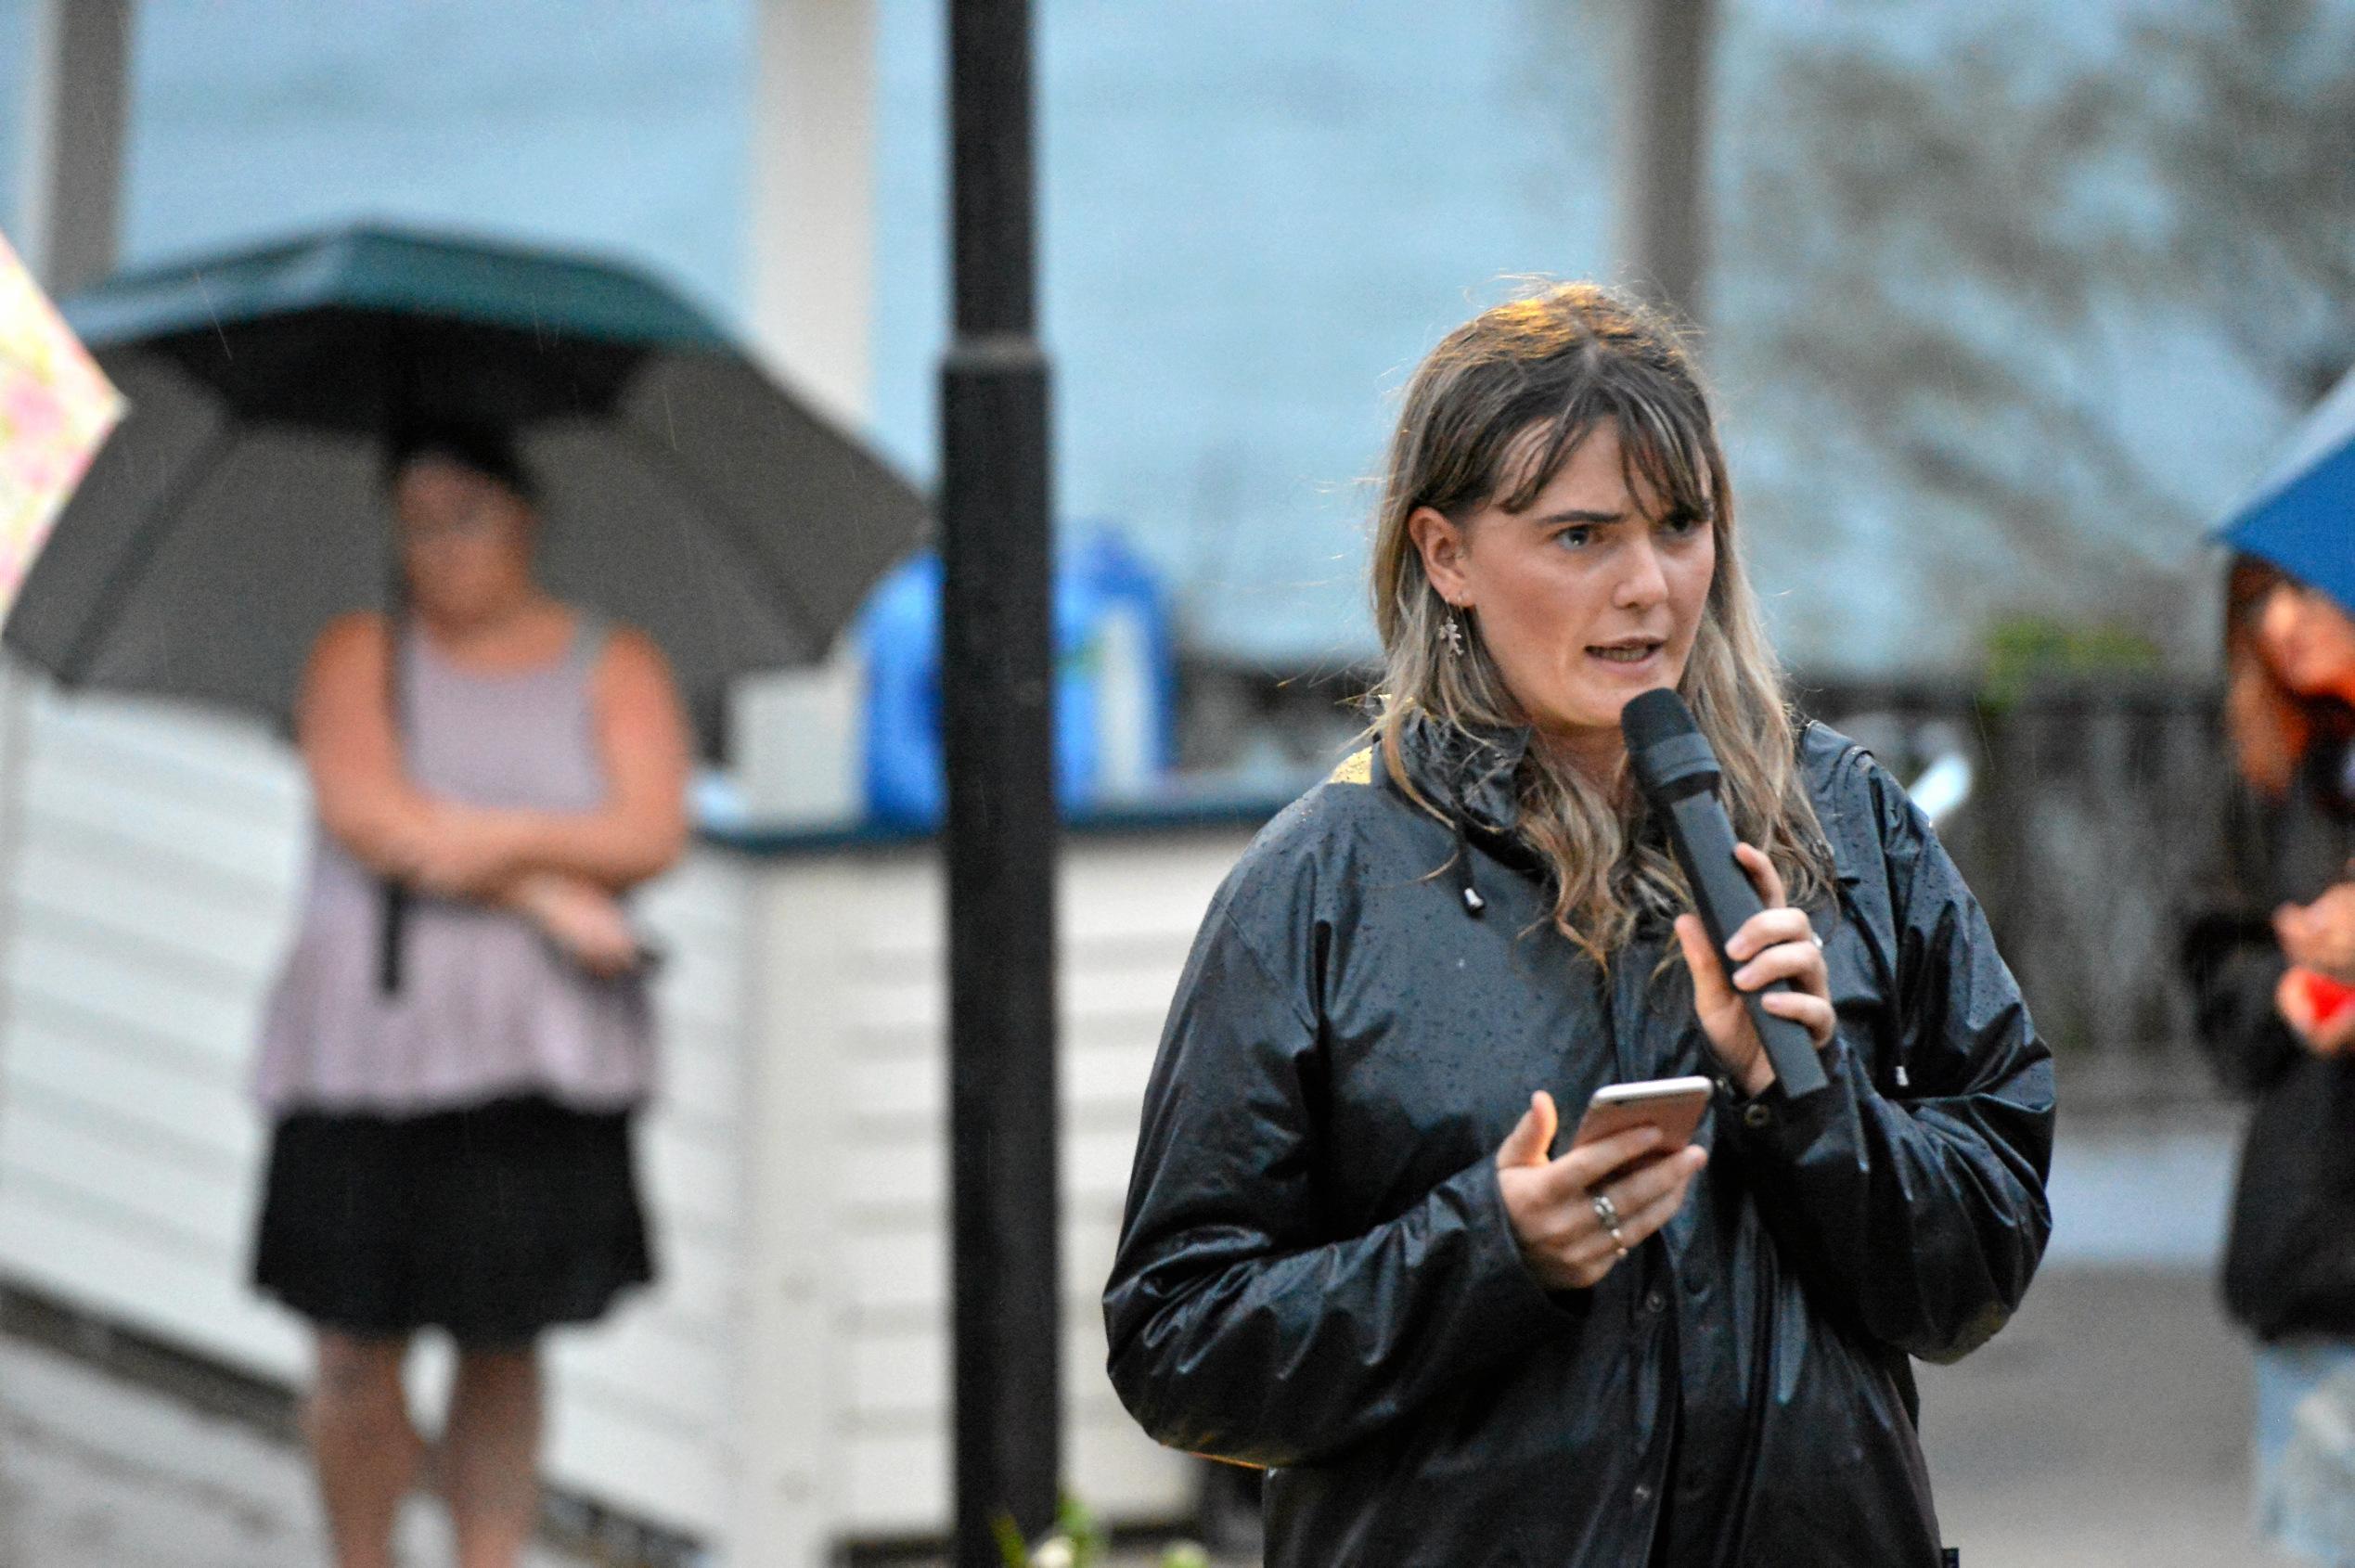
[1104, 284, 2053, 1565]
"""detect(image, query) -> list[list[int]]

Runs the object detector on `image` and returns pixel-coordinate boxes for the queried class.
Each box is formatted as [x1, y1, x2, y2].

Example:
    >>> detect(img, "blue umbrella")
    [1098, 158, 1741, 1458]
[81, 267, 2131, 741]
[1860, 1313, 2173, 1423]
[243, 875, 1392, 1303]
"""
[2220, 366, 2355, 616]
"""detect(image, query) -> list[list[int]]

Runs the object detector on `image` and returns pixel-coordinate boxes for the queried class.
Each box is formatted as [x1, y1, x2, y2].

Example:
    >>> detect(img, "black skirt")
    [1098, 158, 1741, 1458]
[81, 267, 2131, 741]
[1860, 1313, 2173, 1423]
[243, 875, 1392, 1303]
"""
[252, 1094, 654, 1346]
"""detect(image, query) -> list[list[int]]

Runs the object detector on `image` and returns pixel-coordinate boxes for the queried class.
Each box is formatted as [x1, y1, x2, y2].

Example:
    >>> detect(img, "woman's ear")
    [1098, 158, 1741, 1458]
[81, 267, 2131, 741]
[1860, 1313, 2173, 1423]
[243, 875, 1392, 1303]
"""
[1408, 506, 1473, 608]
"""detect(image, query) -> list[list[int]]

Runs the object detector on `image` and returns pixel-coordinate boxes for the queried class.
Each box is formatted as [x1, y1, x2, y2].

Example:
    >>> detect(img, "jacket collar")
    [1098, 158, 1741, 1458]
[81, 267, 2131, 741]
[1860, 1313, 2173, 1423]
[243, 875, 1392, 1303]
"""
[1393, 710, 1532, 840]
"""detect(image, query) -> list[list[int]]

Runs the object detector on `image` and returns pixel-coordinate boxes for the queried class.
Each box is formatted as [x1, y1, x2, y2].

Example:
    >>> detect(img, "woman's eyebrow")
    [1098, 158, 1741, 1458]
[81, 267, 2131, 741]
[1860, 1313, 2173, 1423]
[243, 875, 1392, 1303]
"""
[1528, 507, 1626, 526]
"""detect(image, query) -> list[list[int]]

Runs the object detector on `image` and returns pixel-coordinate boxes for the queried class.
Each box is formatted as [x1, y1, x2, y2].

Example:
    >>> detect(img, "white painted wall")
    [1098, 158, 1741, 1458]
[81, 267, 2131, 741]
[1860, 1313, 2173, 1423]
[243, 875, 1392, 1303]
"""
[734, 833, 1229, 1549]
[0, 684, 1236, 1562]
[0, 685, 754, 1536]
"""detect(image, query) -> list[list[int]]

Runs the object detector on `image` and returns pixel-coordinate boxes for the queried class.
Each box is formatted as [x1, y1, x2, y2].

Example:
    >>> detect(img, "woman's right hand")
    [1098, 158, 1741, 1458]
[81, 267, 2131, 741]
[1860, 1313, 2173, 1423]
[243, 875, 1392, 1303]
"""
[1495, 1090, 1708, 1292]
[509, 872, 640, 977]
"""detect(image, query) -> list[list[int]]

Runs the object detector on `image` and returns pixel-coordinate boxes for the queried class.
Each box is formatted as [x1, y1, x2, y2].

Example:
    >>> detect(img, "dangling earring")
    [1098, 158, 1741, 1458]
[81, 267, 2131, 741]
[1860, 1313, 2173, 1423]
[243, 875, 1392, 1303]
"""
[1442, 610, 1468, 659]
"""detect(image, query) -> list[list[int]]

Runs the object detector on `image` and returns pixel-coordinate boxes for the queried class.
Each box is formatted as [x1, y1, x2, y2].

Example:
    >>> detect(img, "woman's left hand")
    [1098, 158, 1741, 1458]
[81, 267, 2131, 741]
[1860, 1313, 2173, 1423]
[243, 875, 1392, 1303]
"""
[2275, 880, 2355, 985]
[1673, 842, 1835, 1099]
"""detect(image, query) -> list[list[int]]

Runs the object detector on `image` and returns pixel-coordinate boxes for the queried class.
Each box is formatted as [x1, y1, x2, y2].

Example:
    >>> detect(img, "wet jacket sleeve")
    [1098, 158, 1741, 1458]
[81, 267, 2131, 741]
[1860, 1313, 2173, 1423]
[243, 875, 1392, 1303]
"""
[1103, 896, 1579, 1467]
[1725, 755, 2055, 1366]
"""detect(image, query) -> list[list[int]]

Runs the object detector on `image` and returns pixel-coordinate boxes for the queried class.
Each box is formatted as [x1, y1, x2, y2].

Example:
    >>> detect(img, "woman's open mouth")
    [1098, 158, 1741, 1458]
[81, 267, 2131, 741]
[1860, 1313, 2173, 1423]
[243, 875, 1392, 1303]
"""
[1588, 639, 1665, 667]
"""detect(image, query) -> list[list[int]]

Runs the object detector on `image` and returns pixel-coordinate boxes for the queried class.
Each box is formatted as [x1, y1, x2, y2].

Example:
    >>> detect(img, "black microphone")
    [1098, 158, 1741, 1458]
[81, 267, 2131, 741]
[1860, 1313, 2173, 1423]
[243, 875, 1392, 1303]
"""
[1622, 688, 1829, 1100]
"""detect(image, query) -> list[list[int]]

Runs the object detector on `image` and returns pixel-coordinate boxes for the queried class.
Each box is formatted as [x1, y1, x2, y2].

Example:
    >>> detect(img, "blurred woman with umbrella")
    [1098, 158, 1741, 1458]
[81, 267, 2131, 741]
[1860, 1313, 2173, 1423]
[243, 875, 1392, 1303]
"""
[4, 225, 925, 1568]
[251, 418, 688, 1568]
[2191, 366, 2355, 1563]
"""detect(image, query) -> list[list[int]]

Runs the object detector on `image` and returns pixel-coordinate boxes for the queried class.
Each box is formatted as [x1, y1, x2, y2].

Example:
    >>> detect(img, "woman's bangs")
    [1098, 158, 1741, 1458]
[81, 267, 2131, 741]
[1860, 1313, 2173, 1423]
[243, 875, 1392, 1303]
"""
[1613, 390, 1715, 528]
[1485, 384, 1713, 527]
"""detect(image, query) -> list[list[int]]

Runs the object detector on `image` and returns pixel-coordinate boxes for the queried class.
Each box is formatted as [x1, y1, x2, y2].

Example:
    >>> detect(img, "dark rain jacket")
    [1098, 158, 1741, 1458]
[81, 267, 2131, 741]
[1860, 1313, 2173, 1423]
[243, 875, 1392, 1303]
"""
[1104, 718, 2054, 1567]
[2186, 727, 2355, 1340]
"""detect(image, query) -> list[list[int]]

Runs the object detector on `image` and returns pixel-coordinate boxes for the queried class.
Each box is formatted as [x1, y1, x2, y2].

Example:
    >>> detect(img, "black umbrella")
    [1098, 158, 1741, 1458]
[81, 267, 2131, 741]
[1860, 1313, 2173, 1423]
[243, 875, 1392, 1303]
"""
[4, 222, 928, 755]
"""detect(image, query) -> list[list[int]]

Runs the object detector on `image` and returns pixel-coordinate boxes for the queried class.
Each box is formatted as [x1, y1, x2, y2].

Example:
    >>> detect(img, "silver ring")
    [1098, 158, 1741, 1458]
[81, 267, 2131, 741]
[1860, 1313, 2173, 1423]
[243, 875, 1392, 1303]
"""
[1808, 929, 1825, 949]
[1590, 1192, 1628, 1253]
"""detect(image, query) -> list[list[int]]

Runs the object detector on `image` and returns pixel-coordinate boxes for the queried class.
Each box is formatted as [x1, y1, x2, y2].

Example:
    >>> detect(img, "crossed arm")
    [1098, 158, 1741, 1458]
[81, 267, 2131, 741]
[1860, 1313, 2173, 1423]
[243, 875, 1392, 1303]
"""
[297, 611, 691, 965]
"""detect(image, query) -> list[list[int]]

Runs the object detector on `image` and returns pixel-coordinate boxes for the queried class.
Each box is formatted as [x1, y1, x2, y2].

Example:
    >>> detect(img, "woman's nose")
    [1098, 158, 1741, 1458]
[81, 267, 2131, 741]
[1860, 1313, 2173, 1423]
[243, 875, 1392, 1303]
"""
[1614, 536, 1669, 610]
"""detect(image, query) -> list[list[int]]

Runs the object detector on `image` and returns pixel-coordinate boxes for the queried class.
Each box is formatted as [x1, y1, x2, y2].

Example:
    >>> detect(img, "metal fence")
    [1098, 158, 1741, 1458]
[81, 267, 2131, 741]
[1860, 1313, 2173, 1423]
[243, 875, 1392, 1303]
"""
[1805, 679, 2234, 1093]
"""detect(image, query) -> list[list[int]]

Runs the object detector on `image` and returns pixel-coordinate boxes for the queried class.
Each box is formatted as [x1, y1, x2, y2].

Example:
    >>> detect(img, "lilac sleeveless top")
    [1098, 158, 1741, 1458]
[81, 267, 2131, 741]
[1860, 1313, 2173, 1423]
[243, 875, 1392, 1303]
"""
[252, 614, 655, 1114]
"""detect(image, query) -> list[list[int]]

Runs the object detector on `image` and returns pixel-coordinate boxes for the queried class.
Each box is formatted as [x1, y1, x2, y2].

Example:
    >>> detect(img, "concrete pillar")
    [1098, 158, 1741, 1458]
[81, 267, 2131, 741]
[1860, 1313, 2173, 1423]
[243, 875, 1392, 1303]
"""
[17, 0, 134, 294]
[732, 0, 882, 827]
[740, 18, 884, 1557]
[748, 0, 879, 431]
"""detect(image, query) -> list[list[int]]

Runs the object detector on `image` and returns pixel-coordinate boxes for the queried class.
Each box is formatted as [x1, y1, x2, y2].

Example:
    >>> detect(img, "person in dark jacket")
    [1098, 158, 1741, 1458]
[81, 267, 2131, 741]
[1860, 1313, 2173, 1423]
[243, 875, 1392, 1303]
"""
[1103, 283, 2054, 1567]
[2187, 555, 2355, 1562]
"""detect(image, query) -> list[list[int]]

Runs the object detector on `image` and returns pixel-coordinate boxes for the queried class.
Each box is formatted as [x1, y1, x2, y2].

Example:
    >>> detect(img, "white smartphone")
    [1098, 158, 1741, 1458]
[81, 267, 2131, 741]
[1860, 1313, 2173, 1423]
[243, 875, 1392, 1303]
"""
[1569, 1075, 1717, 1165]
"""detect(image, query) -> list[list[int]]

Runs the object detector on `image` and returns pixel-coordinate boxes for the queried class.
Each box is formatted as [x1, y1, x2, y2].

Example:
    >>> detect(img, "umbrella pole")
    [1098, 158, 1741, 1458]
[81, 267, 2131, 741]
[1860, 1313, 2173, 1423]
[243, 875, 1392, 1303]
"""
[376, 585, 408, 996]
[941, 0, 1061, 1560]
[378, 327, 417, 996]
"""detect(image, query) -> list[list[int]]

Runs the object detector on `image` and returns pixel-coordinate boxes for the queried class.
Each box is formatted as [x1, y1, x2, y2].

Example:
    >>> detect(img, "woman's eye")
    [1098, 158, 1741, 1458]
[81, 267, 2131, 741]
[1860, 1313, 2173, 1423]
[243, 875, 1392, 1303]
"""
[1554, 526, 1593, 549]
[1660, 511, 1704, 536]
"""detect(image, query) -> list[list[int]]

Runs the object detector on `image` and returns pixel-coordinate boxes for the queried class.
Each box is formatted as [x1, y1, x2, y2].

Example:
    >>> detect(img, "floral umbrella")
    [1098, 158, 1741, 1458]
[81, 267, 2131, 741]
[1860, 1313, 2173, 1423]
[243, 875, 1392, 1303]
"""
[0, 230, 124, 619]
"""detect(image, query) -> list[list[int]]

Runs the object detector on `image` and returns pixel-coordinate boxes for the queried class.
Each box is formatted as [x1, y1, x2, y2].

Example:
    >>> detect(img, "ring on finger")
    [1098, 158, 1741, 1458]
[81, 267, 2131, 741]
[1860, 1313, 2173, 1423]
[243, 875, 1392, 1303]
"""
[1589, 1192, 1629, 1255]
[1808, 928, 1824, 949]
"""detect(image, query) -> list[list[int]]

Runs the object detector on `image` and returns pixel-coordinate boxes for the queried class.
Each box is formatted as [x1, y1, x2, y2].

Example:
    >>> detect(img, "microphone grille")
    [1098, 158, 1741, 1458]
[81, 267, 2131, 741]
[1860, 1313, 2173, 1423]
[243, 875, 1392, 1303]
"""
[1620, 688, 1697, 752]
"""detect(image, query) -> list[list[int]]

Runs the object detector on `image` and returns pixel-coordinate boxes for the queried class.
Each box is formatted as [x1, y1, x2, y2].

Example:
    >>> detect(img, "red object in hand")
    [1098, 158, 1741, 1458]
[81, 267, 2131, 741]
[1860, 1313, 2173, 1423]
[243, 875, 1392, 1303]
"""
[2293, 968, 2355, 1028]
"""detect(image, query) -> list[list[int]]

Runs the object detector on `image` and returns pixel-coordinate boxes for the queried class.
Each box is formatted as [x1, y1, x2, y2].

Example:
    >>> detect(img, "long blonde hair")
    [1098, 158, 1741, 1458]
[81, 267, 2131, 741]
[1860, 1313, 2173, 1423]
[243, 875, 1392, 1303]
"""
[1369, 282, 1834, 960]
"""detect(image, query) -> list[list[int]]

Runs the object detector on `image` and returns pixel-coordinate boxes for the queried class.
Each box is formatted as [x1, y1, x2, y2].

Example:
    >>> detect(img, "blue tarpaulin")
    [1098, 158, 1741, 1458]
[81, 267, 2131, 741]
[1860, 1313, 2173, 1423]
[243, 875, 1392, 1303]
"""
[858, 528, 1176, 825]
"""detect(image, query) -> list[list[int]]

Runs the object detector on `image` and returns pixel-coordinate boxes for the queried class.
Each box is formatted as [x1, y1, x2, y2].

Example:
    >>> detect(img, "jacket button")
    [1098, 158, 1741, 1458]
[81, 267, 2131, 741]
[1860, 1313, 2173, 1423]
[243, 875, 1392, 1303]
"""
[1633, 1484, 1654, 1504]
[1743, 1101, 1773, 1129]
[1645, 1290, 1667, 1314]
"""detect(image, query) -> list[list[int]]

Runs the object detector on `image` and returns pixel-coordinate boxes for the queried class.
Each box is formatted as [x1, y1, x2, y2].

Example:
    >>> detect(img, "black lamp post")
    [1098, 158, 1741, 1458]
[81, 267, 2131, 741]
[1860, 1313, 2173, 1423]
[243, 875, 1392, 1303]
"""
[940, 1, 1061, 1562]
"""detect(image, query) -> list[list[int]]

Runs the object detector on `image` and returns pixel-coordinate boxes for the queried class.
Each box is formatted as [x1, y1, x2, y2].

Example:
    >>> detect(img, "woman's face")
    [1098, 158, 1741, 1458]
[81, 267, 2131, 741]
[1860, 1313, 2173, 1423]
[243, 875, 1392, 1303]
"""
[1410, 422, 1717, 763]
[394, 457, 535, 624]
[2257, 581, 2355, 699]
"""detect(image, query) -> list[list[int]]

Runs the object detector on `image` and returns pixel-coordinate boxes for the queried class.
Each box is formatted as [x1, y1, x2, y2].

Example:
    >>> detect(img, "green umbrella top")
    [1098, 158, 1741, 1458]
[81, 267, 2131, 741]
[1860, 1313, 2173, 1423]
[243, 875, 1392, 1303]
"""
[66, 224, 731, 353]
